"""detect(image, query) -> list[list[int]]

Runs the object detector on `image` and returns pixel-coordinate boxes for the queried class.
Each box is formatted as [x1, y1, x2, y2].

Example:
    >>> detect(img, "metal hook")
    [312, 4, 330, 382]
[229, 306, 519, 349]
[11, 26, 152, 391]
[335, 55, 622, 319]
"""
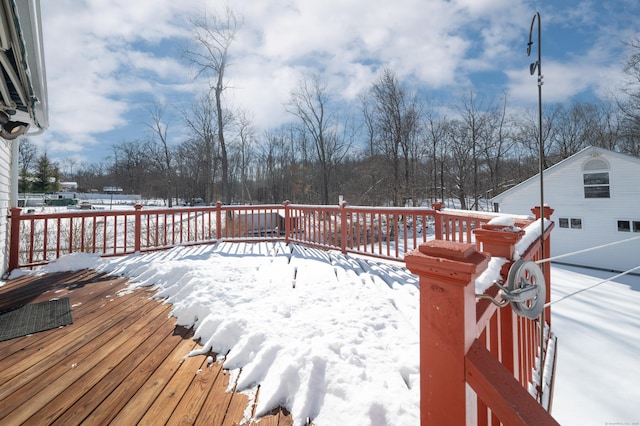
[476, 280, 509, 307]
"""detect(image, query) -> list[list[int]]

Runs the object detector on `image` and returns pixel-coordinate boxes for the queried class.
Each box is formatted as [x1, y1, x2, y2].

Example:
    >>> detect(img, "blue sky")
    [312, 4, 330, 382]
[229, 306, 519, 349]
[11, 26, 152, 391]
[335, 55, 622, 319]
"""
[35, 0, 639, 168]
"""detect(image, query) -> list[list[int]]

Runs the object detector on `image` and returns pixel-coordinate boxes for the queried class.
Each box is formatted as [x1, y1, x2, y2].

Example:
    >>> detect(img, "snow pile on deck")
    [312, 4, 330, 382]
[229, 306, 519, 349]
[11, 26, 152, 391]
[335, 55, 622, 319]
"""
[12, 240, 640, 425]
[36, 242, 421, 425]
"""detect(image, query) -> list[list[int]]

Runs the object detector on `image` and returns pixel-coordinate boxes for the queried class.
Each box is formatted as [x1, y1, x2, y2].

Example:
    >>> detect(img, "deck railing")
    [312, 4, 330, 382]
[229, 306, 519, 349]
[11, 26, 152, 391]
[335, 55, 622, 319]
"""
[406, 206, 558, 425]
[7, 201, 557, 424]
[8, 201, 502, 270]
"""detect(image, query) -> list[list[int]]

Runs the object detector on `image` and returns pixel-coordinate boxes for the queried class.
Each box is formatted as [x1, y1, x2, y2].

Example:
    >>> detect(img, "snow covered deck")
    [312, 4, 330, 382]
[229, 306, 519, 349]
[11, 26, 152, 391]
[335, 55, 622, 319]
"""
[0, 211, 556, 424]
[0, 269, 293, 424]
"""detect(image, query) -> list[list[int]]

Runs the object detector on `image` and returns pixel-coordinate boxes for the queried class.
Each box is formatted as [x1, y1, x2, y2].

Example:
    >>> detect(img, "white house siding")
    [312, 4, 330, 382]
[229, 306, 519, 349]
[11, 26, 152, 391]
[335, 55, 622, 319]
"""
[493, 147, 640, 272]
[0, 138, 11, 274]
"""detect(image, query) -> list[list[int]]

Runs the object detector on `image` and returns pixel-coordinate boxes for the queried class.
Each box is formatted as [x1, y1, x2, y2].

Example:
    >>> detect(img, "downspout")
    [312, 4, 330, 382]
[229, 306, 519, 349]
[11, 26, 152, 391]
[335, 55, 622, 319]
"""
[10, 137, 18, 207]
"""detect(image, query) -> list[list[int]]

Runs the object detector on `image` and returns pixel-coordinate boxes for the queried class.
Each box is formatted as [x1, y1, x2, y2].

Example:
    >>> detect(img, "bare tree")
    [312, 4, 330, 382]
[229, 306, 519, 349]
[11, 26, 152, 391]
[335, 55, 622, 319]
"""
[233, 109, 255, 203]
[111, 141, 150, 195]
[456, 90, 493, 210]
[256, 129, 288, 203]
[286, 75, 350, 205]
[514, 104, 560, 168]
[447, 119, 474, 209]
[358, 94, 387, 205]
[591, 102, 623, 152]
[174, 137, 210, 203]
[146, 103, 175, 206]
[365, 68, 422, 206]
[182, 94, 220, 203]
[547, 102, 599, 160]
[481, 92, 517, 201]
[184, 6, 241, 203]
[424, 109, 449, 203]
[617, 37, 640, 155]
[60, 157, 78, 181]
[73, 162, 109, 193]
[18, 138, 38, 192]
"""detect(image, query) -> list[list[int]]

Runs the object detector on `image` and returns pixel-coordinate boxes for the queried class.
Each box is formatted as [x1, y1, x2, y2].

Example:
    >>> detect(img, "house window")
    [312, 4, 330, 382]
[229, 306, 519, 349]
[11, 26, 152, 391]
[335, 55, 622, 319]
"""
[583, 159, 610, 198]
[618, 220, 640, 232]
[618, 220, 630, 232]
[583, 172, 610, 198]
[559, 217, 582, 229]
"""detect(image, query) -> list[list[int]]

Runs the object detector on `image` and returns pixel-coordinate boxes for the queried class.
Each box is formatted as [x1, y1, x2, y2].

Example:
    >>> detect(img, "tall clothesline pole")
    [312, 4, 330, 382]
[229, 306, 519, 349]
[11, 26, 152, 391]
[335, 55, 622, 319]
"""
[527, 11, 545, 404]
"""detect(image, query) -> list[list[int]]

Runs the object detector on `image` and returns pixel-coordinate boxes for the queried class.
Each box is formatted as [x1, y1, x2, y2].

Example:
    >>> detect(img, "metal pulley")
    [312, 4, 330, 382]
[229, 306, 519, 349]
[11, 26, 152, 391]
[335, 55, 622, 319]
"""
[477, 259, 547, 319]
[502, 259, 546, 319]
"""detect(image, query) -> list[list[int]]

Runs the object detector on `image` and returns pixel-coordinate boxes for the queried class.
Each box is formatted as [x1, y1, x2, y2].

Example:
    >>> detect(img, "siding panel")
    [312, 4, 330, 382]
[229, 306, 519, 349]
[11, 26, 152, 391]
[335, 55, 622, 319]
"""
[0, 138, 11, 274]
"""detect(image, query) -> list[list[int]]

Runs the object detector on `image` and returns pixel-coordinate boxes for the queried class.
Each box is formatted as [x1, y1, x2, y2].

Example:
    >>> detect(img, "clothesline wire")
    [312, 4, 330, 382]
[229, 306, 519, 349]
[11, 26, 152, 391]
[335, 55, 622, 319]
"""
[534, 234, 640, 265]
[523, 232, 640, 306]
[544, 264, 640, 307]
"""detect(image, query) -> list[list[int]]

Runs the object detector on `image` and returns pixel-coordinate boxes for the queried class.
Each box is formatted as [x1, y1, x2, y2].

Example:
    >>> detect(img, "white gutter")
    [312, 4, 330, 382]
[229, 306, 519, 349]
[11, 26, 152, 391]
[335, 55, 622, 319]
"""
[13, 0, 48, 131]
[2, 0, 48, 207]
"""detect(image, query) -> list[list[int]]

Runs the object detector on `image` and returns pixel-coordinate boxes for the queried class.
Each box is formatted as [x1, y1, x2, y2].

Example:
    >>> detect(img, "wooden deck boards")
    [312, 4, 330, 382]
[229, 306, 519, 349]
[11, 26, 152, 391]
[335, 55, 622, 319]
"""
[0, 270, 293, 425]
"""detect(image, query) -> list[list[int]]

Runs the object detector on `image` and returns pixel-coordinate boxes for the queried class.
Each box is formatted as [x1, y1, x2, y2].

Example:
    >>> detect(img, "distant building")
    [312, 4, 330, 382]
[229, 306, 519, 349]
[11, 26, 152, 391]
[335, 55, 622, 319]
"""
[60, 182, 78, 192]
[492, 146, 640, 272]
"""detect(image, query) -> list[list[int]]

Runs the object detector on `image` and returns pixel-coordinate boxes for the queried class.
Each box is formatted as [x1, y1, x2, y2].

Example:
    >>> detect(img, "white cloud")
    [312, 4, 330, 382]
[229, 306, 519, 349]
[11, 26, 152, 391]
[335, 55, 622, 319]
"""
[37, 0, 201, 159]
[454, 0, 518, 15]
[83, 0, 196, 41]
[507, 57, 625, 107]
[32, 0, 640, 162]
[505, 1, 633, 106]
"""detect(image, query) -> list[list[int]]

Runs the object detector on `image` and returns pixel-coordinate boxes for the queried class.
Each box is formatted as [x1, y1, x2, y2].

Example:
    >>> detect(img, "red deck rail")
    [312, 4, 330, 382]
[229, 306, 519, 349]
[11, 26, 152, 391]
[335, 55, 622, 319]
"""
[406, 206, 558, 425]
[7, 201, 557, 424]
[8, 201, 501, 270]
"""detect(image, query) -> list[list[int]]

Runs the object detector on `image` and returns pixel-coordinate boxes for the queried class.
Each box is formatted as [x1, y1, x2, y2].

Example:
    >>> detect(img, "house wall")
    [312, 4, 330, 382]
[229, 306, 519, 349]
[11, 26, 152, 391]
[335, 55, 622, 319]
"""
[0, 138, 11, 274]
[495, 148, 640, 272]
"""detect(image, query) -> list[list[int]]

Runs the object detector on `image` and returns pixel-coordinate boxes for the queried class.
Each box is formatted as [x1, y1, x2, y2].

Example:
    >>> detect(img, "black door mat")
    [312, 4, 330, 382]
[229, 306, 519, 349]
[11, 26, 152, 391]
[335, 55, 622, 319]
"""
[0, 297, 73, 342]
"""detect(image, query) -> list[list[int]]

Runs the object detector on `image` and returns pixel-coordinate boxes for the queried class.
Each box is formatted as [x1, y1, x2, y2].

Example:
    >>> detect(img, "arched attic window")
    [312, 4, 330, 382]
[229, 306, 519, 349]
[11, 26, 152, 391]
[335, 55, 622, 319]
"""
[582, 158, 610, 198]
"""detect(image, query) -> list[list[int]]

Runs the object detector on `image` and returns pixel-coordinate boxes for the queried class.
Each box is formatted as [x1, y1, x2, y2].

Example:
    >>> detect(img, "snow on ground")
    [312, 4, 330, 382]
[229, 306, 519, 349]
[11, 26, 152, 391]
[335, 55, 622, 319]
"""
[7, 242, 640, 425]
[550, 264, 640, 425]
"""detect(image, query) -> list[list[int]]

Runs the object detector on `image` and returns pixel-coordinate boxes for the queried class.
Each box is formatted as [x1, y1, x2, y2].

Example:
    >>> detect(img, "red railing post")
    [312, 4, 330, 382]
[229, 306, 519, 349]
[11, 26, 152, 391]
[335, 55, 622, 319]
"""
[474, 223, 527, 379]
[474, 222, 525, 273]
[134, 204, 142, 252]
[340, 201, 348, 254]
[432, 202, 443, 241]
[8, 207, 22, 271]
[405, 240, 490, 425]
[215, 201, 222, 239]
[283, 200, 291, 244]
[532, 205, 554, 323]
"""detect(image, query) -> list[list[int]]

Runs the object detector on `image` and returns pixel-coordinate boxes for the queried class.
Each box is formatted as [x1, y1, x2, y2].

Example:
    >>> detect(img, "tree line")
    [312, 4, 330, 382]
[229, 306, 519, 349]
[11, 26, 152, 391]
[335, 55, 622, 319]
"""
[18, 10, 640, 210]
